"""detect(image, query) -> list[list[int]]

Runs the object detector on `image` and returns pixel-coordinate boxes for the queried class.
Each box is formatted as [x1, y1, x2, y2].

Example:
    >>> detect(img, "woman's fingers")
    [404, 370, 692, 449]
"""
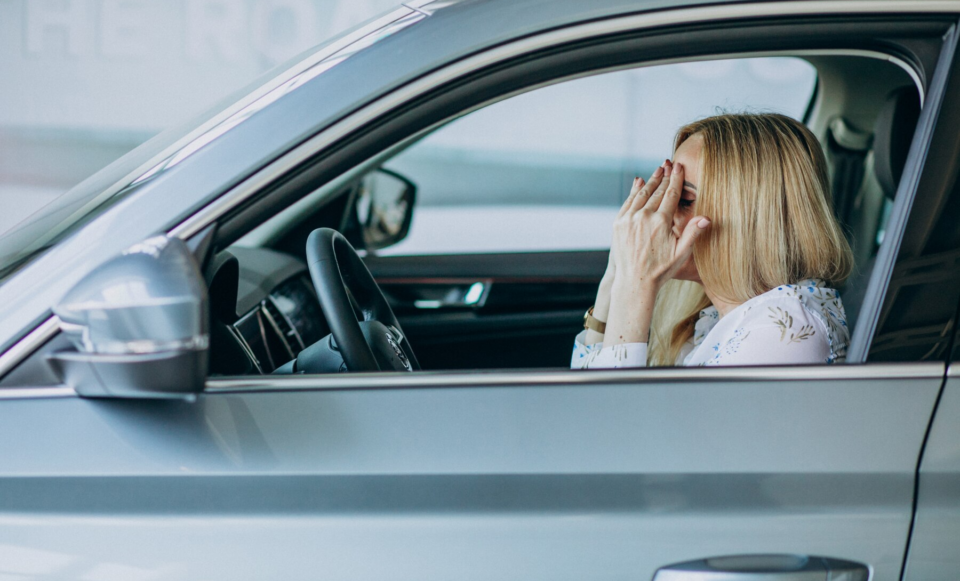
[618, 177, 645, 218]
[657, 162, 685, 219]
[644, 160, 673, 211]
[629, 164, 665, 213]
[674, 214, 711, 265]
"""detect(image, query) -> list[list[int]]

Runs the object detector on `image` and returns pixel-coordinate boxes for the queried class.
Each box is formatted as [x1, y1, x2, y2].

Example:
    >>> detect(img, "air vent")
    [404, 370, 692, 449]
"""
[261, 298, 303, 355]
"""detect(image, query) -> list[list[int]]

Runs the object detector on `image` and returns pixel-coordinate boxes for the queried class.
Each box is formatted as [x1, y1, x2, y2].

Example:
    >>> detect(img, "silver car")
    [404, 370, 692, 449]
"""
[0, 0, 958, 579]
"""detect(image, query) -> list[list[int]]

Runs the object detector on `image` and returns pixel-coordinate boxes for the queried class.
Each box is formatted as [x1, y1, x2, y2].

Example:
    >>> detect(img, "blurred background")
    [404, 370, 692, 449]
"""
[0, 0, 816, 252]
[0, 0, 398, 234]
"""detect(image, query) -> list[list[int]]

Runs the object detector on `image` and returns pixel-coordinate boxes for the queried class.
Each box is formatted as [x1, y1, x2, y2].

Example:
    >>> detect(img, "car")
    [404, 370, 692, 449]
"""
[0, 0, 959, 578]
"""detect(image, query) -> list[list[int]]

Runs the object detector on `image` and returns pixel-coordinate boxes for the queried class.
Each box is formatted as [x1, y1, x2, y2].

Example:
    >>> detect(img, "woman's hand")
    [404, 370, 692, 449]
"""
[604, 161, 710, 346]
[602, 175, 648, 283]
[585, 175, 648, 345]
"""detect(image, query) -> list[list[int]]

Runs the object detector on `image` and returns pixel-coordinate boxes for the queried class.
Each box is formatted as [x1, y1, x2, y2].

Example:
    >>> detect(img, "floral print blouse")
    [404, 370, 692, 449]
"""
[571, 279, 849, 368]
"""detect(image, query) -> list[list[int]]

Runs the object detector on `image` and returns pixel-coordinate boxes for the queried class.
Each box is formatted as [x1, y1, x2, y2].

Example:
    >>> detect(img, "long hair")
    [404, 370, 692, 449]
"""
[647, 113, 853, 366]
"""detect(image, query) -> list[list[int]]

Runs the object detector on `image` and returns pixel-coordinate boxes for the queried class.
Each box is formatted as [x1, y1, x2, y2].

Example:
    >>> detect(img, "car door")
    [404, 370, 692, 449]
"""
[0, 354, 942, 579]
[0, 5, 957, 581]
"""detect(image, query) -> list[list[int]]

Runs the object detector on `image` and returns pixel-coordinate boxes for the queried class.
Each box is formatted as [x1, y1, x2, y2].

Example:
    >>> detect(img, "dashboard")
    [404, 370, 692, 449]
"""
[208, 246, 329, 374]
[231, 275, 327, 373]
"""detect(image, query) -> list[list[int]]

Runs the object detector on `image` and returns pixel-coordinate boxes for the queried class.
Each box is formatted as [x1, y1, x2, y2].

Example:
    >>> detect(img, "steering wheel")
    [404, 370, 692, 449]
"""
[304, 228, 420, 372]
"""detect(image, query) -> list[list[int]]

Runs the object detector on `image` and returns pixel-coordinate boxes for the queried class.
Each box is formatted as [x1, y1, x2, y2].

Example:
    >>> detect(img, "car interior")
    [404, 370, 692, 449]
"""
[195, 52, 921, 376]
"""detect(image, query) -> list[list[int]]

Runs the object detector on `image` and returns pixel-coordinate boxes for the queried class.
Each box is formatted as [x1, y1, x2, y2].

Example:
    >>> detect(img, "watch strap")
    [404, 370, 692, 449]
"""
[584, 306, 606, 334]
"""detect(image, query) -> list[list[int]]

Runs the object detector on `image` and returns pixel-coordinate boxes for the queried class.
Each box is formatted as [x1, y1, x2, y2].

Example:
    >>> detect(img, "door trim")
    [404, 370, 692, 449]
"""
[0, 316, 60, 383]
[205, 361, 945, 394]
[0, 362, 940, 401]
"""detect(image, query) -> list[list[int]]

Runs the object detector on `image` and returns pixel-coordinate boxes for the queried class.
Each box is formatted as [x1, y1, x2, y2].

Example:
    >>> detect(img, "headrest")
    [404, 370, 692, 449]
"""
[873, 86, 921, 199]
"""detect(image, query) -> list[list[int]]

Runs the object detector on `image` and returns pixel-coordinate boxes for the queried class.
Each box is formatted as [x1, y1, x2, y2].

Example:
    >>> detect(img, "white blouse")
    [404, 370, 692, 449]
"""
[572, 279, 849, 368]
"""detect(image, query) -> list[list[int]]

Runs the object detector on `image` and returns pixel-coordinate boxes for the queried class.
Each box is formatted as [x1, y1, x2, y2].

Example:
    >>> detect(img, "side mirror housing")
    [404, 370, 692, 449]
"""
[352, 168, 416, 252]
[49, 236, 208, 399]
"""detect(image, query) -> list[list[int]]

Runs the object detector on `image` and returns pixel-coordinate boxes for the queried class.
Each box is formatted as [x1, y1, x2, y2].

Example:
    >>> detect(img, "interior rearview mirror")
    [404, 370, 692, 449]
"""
[354, 168, 416, 251]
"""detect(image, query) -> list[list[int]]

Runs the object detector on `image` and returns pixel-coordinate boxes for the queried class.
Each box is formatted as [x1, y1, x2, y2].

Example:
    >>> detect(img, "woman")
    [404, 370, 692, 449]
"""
[573, 113, 852, 368]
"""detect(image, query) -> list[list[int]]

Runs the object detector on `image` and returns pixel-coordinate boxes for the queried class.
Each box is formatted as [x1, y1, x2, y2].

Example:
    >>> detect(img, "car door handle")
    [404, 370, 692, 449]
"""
[379, 280, 490, 310]
[653, 554, 868, 581]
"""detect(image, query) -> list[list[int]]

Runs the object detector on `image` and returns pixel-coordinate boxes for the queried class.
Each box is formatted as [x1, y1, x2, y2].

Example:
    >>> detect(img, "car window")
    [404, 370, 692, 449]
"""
[379, 57, 817, 256]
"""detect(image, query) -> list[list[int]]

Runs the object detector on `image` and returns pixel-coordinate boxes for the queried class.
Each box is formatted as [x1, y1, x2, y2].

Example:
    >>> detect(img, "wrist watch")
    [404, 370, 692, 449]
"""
[583, 305, 606, 334]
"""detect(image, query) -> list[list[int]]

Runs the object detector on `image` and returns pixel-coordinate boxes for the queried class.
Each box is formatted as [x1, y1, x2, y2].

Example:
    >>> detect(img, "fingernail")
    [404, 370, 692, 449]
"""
[654, 167, 663, 177]
[697, 218, 711, 228]
[676, 162, 683, 172]
[664, 164, 672, 176]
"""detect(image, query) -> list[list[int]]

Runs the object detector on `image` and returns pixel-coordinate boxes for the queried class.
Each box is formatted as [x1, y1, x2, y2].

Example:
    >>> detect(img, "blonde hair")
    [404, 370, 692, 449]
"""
[647, 113, 853, 366]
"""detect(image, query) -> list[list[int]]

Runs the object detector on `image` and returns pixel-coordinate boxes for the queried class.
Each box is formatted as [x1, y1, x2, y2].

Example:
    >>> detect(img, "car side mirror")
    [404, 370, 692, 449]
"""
[48, 236, 208, 399]
[353, 168, 416, 252]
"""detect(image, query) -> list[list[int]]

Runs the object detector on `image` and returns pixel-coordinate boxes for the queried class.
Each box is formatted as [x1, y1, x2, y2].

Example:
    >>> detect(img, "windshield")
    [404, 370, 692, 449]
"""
[0, 3, 424, 282]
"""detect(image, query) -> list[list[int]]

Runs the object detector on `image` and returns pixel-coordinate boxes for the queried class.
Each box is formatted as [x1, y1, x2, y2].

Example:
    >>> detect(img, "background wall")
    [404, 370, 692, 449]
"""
[0, 0, 397, 233]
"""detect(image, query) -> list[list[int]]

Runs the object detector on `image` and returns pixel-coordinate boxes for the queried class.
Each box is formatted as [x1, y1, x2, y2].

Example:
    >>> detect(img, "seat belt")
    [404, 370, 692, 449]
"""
[827, 117, 873, 237]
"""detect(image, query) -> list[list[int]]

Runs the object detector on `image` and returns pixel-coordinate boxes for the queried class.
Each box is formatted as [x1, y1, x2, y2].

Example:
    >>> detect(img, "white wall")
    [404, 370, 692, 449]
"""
[0, 0, 399, 131]
[0, 0, 398, 233]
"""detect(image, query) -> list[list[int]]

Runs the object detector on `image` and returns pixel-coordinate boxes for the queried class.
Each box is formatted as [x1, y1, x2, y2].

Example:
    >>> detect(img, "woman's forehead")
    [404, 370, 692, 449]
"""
[675, 134, 703, 185]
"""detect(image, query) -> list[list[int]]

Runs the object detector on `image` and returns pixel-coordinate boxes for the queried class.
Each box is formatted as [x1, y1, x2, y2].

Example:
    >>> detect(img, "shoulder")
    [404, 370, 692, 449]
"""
[758, 281, 849, 363]
[743, 293, 830, 342]
[698, 291, 836, 366]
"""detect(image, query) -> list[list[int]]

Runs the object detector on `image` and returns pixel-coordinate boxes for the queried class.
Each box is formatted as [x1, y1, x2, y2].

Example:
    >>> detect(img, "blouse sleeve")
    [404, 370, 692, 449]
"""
[571, 330, 648, 369]
[701, 300, 831, 366]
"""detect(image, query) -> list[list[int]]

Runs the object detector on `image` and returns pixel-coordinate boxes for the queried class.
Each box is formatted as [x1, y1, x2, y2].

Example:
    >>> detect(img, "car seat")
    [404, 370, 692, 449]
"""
[840, 86, 921, 332]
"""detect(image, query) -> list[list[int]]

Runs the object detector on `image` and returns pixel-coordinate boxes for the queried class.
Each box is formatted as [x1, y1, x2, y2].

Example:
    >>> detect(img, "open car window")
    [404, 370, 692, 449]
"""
[379, 57, 817, 256]
[220, 53, 921, 374]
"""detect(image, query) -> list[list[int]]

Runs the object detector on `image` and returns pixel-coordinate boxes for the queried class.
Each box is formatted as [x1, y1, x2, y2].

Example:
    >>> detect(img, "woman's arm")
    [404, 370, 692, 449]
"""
[572, 161, 709, 369]
[584, 271, 614, 346]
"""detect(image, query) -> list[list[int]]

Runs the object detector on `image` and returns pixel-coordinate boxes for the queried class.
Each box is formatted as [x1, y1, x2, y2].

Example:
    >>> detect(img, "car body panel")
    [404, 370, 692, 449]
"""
[903, 369, 960, 581]
[0, 366, 943, 579]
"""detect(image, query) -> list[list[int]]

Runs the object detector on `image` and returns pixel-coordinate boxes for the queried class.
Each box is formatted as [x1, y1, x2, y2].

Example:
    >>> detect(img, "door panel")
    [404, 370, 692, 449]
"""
[0, 367, 941, 580]
[903, 370, 960, 581]
[366, 251, 606, 369]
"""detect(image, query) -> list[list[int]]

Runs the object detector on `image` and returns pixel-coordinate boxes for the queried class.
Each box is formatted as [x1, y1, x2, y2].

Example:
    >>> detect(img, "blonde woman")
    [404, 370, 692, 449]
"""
[573, 113, 853, 368]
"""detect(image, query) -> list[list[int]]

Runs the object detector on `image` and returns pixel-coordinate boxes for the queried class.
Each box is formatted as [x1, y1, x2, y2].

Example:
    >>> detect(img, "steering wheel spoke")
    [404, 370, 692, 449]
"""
[305, 228, 420, 372]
